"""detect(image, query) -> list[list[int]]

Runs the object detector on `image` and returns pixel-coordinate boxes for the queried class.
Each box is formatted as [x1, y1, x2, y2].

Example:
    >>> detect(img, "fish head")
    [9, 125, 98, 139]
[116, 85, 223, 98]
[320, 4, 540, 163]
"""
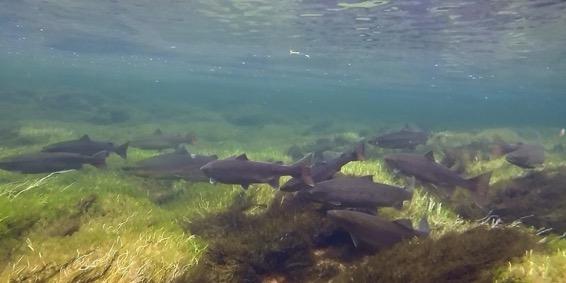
[199, 160, 216, 175]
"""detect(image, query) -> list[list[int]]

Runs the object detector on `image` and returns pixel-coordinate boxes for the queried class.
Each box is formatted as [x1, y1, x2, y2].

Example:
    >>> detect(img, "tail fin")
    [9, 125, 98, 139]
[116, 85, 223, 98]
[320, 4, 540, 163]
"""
[115, 142, 129, 159]
[468, 172, 492, 207]
[91, 151, 109, 169]
[290, 156, 314, 187]
[354, 142, 365, 161]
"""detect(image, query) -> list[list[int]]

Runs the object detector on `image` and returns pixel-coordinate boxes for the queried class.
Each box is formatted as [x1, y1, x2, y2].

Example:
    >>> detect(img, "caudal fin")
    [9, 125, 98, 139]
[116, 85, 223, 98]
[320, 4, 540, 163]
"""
[468, 171, 492, 208]
[91, 151, 109, 169]
[115, 142, 129, 159]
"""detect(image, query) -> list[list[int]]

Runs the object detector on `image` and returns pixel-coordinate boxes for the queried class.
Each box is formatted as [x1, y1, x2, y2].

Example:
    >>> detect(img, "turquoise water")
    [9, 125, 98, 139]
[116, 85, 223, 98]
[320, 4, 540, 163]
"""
[2, 1, 566, 282]
[1, 0, 565, 128]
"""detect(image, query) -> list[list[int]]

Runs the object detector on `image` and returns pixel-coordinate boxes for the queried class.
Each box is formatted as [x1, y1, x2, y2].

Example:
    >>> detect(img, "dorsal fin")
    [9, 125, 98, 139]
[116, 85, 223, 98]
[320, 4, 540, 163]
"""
[79, 134, 90, 141]
[393, 219, 413, 230]
[153, 129, 163, 135]
[236, 154, 248, 161]
[424, 151, 435, 162]
[174, 146, 189, 155]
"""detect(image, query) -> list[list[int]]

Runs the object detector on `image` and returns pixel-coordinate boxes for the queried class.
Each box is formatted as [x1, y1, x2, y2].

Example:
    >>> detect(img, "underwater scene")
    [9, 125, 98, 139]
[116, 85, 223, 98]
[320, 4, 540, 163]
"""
[1, 0, 566, 282]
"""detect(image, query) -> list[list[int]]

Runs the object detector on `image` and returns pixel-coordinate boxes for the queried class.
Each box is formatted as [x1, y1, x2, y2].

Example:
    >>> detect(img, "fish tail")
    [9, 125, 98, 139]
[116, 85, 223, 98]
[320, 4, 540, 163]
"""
[115, 142, 129, 159]
[290, 157, 314, 187]
[468, 171, 492, 208]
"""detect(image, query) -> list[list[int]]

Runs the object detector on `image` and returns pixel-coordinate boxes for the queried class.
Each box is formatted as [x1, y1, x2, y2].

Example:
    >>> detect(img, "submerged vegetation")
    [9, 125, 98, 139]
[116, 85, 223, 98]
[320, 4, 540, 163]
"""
[1, 114, 566, 282]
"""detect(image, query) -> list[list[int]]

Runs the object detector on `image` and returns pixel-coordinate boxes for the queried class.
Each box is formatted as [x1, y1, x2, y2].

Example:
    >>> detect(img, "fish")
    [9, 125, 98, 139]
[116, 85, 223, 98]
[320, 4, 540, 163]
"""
[439, 141, 493, 174]
[384, 151, 491, 206]
[130, 129, 196, 150]
[200, 154, 314, 190]
[327, 210, 429, 250]
[368, 124, 428, 150]
[123, 146, 217, 182]
[505, 143, 545, 168]
[307, 175, 412, 210]
[560, 128, 565, 137]
[490, 138, 523, 157]
[280, 143, 365, 192]
[42, 134, 128, 159]
[0, 151, 109, 173]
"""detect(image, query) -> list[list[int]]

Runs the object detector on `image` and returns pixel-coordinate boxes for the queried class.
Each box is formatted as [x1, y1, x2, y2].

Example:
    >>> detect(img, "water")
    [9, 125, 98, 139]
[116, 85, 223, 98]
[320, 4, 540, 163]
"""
[1, 1, 566, 282]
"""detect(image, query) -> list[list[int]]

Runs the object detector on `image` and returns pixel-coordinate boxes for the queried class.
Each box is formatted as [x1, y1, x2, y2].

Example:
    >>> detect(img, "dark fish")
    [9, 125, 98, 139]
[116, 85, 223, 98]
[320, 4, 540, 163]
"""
[327, 210, 429, 250]
[505, 144, 545, 168]
[308, 175, 412, 210]
[131, 129, 196, 150]
[0, 151, 108, 173]
[368, 125, 428, 150]
[200, 154, 314, 190]
[42, 135, 128, 159]
[280, 143, 365, 192]
[439, 141, 492, 174]
[124, 147, 217, 182]
[384, 151, 491, 206]
[490, 138, 523, 157]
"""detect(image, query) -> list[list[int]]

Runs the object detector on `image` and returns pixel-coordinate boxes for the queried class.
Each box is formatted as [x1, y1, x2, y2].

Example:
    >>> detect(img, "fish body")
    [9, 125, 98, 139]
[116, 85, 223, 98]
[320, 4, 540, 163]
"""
[505, 144, 545, 168]
[327, 210, 428, 250]
[368, 127, 428, 150]
[384, 152, 491, 205]
[0, 151, 108, 173]
[131, 129, 196, 150]
[308, 175, 412, 209]
[281, 143, 365, 192]
[124, 147, 216, 182]
[200, 154, 313, 190]
[43, 135, 128, 159]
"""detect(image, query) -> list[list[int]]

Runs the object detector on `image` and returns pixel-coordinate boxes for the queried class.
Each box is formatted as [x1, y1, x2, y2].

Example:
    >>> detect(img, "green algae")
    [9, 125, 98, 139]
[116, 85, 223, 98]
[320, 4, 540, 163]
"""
[342, 227, 538, 283]
[0, 120, 566, 282]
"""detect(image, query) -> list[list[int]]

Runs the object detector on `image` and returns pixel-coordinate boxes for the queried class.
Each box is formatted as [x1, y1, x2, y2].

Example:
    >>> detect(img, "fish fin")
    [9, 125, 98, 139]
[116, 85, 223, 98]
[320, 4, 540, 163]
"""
[115, 142, 129, 159]
[417, 217, 430, 235]
[393, 219, 413, 230]
[79, 134, 91, 141]
[174, 145, 189, 155]
[355, 142, 365, 161]
[291, 155, 314, 187]
[349, 233, 360, 248]
[91, 151, 109, 168]
[268, 177, 280, 189]
[241, 183, 250, 190]
[301, 166, 314, 187]
[185, 133, 197, 144]
[153, 129, 163, 135]
[295, 152, 314, 167]
[235, 154, 249, 161]
[468, 171, 492, 208]
[424, 151, 435, 162]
